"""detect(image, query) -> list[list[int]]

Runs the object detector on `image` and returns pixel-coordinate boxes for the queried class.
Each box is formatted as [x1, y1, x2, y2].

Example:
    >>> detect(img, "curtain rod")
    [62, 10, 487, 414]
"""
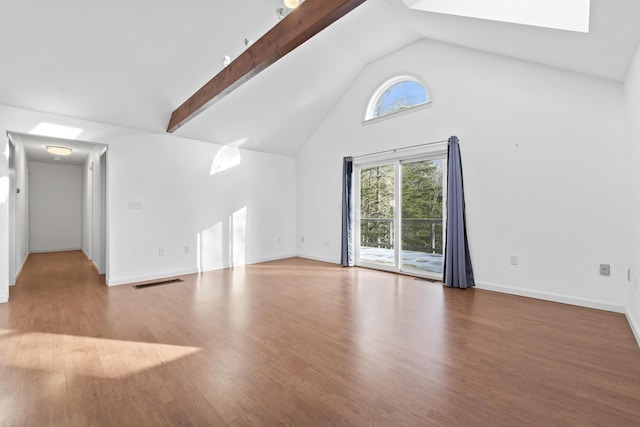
[351, 138, 449, 160]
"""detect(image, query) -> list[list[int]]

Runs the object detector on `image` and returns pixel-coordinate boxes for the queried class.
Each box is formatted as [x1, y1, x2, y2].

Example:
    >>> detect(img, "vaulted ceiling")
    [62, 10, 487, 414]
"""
[1, 0, 638, 156]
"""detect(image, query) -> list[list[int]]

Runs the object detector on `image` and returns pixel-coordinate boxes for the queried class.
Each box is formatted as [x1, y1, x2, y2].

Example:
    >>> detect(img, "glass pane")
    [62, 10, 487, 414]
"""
[359, 165, 395, 266]
[373, 81, 427, 118]
[400, 159, 444, 274]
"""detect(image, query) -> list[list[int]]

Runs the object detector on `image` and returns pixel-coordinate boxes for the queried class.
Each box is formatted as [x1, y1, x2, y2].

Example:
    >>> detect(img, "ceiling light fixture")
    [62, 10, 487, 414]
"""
[278, 0, 303, 19]
[46, 146, 73, 156]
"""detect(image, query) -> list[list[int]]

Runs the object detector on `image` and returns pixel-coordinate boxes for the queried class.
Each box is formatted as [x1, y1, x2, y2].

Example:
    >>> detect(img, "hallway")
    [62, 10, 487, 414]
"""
[9, 251, 105, 300]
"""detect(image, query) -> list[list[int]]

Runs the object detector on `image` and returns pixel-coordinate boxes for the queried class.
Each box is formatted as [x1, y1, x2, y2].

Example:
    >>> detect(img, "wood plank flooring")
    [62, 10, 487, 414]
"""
[1, 250, 640, 426]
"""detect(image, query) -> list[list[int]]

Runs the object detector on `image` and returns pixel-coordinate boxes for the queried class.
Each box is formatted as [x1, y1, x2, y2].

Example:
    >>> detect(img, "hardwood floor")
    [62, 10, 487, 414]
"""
[1, 251, 640, 426]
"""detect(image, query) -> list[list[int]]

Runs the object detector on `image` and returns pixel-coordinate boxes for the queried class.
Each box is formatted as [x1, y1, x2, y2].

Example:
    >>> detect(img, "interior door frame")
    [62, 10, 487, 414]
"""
[7, 135, 16, 285]
[354, 149, 447, 280]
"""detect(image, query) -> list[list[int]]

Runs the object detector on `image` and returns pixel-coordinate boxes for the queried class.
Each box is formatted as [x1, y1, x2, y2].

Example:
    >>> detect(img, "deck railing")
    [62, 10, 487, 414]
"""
[360, 218, 443, 254]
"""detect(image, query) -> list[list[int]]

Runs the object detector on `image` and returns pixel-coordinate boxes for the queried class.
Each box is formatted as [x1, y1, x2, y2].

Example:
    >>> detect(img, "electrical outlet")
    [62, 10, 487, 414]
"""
[599, 264, 610, 276]
[300, 236, 305, 243]
[184, 246, 189, 254]
[510, 256, 518, 266]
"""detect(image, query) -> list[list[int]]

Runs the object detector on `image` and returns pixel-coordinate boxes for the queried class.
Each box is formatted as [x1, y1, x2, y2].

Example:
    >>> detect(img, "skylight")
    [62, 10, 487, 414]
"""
[29, 122, 83, 139]
[402, 0, 590, 33]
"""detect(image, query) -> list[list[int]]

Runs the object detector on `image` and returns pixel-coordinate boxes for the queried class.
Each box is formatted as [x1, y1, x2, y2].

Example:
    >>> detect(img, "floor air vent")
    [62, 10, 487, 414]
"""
[133, 278, 183, 290]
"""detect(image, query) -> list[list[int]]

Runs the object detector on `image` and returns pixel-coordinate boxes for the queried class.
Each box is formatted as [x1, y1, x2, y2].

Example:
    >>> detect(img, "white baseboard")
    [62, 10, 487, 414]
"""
[107, 268, 201, 287]
[30, 247, 82, 254]
[296, 254, 340, 265]
[250, 253, 297, 264]
[475, 281, 625, 314]
[107, 254, 298, 287]
[17, 252, 28, 276]
[625, 306, 640, 349]
[10, 253, 29, 286]
[92, 260, 101, 274]
[0, 293, 8, 303]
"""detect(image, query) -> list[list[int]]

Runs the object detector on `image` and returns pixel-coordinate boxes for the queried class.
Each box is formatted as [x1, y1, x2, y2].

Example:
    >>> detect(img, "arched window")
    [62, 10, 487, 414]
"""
[366, 76, 429, 121]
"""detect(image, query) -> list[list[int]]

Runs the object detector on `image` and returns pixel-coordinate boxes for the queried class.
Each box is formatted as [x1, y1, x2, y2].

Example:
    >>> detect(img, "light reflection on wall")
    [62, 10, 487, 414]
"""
[210, 146, 241, 175]
[196, 207, 248, 272]
[232, 207, 247, 266]
[198, 221, 224, 272]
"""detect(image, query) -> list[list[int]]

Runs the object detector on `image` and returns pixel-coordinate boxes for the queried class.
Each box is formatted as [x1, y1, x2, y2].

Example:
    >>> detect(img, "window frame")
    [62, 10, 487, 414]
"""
[363, 75, 432, 123]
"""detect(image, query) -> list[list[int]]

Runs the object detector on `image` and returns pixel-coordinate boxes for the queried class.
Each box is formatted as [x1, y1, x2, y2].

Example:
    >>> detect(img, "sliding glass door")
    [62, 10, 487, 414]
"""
[400, 158, 445, 275]
[355, 155, 446, 278]
[358, 164, 396, 268]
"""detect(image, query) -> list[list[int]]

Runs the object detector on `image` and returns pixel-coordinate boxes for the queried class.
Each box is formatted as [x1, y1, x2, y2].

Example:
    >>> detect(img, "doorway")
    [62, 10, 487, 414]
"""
[354, 154, 446, 279]
[6, 132, 109, 290]
[8, 136, 16, 285]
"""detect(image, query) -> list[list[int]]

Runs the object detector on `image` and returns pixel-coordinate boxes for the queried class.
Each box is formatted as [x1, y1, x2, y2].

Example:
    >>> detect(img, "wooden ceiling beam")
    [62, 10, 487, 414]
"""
[167, 0, 367, 133]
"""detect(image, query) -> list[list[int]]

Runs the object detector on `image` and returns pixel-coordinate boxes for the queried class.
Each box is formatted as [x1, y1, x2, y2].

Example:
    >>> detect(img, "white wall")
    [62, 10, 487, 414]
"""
[625, 42, 640, 345]
[0, 103, 297, 298]
[29, 162, 82, 252]
[297, 39, 629, 312]
[106, 133, 296, 285]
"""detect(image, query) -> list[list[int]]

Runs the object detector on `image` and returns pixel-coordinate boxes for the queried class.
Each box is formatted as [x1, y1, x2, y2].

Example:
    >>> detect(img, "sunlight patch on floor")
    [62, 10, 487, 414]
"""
[0, 329, 201, 379]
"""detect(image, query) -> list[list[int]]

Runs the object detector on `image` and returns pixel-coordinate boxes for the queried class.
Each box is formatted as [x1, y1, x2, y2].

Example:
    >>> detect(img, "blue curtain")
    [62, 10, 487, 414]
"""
[341, 157, 354, 266]
[444, 136, 475, 288]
